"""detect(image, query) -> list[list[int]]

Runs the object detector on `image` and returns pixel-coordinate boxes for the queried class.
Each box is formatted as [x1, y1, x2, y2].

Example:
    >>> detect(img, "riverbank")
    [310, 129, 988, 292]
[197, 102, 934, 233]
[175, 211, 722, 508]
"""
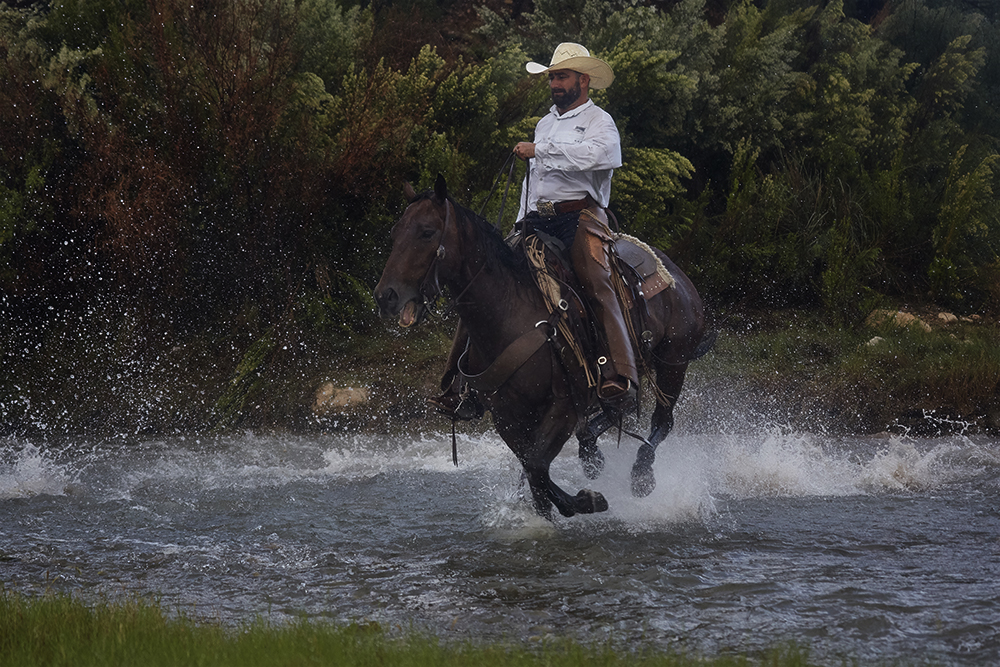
[2, 305, 999, 440]
[0, 590, 837, 667]
[687, 306, 1000, 436]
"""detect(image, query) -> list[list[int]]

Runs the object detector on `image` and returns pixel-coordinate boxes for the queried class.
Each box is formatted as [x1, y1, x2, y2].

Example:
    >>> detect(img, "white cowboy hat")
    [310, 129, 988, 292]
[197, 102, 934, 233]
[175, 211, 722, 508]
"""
[525, 42, 615, 89]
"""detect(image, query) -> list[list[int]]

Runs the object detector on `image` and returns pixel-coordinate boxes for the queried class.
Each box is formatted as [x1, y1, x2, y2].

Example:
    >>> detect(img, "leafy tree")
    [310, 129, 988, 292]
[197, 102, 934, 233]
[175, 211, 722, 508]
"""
[928, 146, 1000, 306]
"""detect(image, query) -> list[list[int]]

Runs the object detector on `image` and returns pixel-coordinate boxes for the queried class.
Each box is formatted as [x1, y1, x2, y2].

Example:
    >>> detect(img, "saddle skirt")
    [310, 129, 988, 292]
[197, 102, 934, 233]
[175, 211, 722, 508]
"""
[614, 234, 675, 300]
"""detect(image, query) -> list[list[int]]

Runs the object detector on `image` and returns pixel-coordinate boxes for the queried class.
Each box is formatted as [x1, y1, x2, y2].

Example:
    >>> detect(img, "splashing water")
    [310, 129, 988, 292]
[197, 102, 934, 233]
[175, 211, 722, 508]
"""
[0, 430, 997, 665]
[0, 444, 72, 499]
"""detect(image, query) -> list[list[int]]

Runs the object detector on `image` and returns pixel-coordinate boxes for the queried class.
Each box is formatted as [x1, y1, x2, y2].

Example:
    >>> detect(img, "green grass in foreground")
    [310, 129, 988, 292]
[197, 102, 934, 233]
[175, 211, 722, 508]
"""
[0, 592, 823, 667]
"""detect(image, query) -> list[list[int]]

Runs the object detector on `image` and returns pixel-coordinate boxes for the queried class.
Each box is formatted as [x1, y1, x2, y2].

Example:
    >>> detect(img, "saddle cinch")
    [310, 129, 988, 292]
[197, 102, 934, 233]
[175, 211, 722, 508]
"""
[515, 225, 676, 393]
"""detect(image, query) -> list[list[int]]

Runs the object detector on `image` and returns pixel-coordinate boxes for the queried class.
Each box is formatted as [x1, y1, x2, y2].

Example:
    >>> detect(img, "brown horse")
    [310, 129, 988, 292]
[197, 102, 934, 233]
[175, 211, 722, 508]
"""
[374, 175, 710, 519]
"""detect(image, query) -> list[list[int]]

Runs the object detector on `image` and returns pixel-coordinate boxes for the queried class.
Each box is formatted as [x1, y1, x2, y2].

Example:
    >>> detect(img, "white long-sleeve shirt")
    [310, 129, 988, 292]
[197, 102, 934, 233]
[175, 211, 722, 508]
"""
[517, 99, 622, 219]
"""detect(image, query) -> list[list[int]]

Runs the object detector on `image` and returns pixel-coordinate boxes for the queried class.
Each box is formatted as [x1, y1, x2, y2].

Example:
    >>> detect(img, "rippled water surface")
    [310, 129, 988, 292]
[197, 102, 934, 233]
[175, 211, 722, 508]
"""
[1, 428, 998, 664]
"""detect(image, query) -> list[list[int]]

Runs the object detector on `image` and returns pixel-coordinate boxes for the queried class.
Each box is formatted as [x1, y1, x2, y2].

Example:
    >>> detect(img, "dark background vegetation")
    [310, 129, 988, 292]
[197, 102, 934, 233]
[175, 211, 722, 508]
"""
[2, 0, 1000, 437]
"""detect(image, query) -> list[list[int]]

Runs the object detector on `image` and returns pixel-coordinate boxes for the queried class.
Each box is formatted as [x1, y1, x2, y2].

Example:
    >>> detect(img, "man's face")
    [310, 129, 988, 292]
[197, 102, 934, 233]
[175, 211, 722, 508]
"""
[548, 70, 583, 111]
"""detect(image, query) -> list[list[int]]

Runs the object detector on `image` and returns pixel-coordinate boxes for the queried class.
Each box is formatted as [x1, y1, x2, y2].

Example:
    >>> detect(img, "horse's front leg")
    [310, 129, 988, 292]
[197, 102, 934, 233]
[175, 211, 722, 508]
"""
[499, 373, 608, 518]
[521, 456, 609, 518]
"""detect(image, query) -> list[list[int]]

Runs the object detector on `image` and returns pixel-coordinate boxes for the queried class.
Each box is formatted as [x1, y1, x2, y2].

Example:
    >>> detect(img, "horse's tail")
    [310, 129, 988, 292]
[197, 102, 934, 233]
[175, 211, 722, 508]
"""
[691, 329, 718, 360]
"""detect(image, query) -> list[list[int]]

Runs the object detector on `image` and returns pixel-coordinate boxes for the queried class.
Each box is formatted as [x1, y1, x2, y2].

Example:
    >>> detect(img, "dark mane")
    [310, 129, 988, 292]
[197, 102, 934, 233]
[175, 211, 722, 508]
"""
[413, 189, 530, 277]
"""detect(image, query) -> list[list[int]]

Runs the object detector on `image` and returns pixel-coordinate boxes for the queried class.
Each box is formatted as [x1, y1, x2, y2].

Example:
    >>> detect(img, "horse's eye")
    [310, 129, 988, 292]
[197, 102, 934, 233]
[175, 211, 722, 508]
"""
[419, 228, 437, 240]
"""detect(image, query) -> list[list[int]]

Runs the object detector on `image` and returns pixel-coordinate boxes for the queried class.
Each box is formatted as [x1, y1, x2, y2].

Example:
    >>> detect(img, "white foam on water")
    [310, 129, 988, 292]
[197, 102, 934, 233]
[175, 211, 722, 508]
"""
[710, 431, 864, 498]
[303, 427, 998, 535]
[857, 436, 999, 492]
[4, 428, 993, 527]
[0, 443, 70, 498]
[572, 437, 717, 529]
[465, 429, 1000, 533]
[319, 431, 514, 479]
[659, 431, 996, 500]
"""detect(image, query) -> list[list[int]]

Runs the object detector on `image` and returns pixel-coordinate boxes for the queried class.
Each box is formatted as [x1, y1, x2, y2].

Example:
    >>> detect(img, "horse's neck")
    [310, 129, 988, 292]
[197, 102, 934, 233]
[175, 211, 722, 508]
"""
[451, 254, 543, 352]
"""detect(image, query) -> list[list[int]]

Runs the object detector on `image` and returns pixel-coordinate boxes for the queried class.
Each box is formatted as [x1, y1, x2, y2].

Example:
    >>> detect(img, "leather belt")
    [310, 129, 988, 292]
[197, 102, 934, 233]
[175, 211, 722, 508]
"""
[535, 196, 596, 217]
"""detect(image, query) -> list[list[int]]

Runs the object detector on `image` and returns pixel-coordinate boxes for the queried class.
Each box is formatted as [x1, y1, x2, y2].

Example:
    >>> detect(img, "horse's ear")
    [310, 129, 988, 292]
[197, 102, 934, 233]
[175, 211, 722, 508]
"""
[403, 182, 417, 202]
[434, 173, 448, 202]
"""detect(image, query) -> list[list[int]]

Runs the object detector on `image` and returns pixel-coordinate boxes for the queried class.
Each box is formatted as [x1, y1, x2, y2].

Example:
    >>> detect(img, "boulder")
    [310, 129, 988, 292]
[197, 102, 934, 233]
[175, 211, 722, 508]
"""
[866, 309, 932, 332]
[313, 383, 369, 416]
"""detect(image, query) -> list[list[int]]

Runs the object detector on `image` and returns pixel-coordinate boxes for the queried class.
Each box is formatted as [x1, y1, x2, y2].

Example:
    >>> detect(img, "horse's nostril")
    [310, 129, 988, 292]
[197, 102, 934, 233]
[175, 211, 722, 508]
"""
[375, 287, 397, 315]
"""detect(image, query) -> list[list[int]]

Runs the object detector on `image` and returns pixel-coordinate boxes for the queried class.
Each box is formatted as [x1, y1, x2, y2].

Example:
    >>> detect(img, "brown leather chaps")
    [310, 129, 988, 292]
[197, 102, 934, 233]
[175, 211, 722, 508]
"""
[572, 207, 638, 388]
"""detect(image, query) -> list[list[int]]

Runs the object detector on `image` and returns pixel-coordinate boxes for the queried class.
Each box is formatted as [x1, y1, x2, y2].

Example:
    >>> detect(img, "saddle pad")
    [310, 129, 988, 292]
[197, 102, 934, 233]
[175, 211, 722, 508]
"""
[614, 235, 675, 300]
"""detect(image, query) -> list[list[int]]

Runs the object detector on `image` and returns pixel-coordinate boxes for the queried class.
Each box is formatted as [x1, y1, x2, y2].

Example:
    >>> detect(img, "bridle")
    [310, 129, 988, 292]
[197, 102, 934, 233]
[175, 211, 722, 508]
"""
[420, 150, 519, 306]
[406, 152, 522, 320]
[414, 197, 487, 320]
[417, 242, 447, 305]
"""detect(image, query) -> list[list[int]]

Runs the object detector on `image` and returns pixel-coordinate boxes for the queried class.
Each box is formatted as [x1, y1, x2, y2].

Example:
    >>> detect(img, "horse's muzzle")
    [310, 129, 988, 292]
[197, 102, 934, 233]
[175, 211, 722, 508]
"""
[374, 286, 423, 328]
[374, 286, 398, 319]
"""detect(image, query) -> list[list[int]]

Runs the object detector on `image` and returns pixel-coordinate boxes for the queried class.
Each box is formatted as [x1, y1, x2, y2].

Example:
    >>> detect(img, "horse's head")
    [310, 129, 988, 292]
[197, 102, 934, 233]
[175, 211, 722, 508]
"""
[374, 174, 457, 328]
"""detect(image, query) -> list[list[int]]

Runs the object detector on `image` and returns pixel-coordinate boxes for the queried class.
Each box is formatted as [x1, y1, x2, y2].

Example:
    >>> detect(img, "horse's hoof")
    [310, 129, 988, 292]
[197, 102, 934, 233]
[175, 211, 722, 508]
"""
[581, 447, 605, 480]
[631, 464, 656, 498]
[575, 489, 609, 513]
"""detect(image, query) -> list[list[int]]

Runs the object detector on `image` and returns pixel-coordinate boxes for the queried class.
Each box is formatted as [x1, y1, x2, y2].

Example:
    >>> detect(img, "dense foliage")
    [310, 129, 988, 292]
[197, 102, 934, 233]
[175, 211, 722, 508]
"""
[2, 0, 999, 431]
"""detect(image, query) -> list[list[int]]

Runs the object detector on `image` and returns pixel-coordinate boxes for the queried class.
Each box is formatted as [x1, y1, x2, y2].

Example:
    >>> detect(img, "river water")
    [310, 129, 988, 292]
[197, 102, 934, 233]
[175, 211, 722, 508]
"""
[1, 426, 998, 665]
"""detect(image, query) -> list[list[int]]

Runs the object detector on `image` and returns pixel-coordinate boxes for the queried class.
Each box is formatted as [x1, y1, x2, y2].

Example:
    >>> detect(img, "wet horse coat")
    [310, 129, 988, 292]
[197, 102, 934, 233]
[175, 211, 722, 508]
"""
[374, 176, 708, 518]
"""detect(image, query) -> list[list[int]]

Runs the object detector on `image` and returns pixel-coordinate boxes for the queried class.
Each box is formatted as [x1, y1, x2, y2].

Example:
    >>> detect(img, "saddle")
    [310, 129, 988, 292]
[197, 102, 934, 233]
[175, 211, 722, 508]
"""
[517, 228, 675, 394]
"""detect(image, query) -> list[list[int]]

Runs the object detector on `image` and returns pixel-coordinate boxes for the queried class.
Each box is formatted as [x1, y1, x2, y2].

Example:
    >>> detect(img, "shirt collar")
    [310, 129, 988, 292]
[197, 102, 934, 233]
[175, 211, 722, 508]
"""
[549, 98, 595, 119]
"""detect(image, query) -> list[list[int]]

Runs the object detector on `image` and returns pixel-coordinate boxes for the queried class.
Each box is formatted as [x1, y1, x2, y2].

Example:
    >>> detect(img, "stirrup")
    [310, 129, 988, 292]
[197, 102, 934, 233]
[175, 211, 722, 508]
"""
[427, 388, 484, 421]
[598, 377, 637, 421]
[598, 376, 634, 401]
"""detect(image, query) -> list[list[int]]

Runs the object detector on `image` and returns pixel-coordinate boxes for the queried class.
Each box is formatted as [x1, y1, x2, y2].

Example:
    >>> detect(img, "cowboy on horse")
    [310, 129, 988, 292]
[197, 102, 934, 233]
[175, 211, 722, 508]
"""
[430, 42, 638, 420]
[375, 44, 712, 518]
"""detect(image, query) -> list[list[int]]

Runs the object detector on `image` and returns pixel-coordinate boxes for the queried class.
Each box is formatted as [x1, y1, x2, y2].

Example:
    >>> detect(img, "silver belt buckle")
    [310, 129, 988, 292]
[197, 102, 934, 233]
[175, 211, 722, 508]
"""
[537, 201, 556, 217]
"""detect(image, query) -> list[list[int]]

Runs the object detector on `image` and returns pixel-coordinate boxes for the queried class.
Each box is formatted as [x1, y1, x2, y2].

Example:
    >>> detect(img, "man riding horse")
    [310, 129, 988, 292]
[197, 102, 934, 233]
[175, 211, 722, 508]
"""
[431, 43, 637, 419]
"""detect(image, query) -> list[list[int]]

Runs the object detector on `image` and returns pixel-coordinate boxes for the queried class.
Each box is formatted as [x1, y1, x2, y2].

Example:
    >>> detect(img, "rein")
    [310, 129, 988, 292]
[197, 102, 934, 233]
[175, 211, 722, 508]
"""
[432, 152, 520, 313]
[478, 151, 518, 228]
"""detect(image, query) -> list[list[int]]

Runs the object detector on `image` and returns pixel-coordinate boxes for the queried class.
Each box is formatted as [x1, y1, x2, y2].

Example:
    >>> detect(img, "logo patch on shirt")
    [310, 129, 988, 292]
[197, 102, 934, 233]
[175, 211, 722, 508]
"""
[575, 126, 586, 134]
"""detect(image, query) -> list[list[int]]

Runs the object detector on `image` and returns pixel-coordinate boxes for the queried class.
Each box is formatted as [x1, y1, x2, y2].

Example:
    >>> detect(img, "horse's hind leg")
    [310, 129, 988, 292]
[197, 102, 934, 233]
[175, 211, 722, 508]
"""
[631, 362, 688, 497]
[576, 412, 612, 480]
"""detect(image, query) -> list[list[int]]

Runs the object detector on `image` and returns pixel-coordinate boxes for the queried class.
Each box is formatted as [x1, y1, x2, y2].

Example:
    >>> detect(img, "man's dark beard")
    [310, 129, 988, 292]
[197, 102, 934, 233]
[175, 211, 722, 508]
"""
[551, 79, 581, 110]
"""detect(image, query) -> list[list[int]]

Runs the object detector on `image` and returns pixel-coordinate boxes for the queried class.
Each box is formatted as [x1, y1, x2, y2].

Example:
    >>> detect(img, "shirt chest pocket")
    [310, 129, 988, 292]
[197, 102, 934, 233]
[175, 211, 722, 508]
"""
[550, 124, 587, 146]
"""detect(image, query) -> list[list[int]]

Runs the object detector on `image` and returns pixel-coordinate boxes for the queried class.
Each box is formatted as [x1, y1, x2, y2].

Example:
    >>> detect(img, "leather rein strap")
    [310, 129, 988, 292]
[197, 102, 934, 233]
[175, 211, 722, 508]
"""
[458, 312, 561, 394]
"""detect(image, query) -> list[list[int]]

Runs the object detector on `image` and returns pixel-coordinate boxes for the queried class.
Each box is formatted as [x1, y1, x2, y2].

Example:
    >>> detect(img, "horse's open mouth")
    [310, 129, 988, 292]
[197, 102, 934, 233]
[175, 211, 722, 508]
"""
[398, 299, 422, 328]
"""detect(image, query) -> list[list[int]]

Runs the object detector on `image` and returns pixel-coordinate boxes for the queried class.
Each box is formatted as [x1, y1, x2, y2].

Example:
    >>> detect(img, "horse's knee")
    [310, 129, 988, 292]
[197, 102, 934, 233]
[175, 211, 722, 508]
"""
[526, 482, 554, 520]
[521, 457, 608, 518]
[578, 435, 605, 480]
[650, 404, 675, 447]
[521, 458, 563, 517]
[631, 443, 657, 498]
